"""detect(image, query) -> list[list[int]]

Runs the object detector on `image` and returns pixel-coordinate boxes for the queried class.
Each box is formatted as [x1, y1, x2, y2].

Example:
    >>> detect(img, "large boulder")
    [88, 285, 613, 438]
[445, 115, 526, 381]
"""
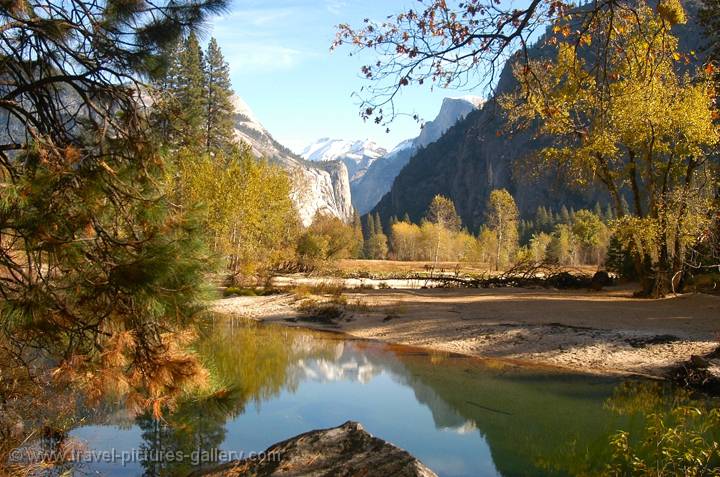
[189, 421, 437, 477]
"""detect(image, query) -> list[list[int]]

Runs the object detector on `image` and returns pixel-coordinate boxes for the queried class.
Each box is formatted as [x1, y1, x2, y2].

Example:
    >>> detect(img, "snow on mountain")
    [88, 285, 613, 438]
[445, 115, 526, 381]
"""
[230, 95, 353, 226]
[351, 96, 484, 214]
[300, 138, 387, 183]
[387, 138, 415, 156]
[302, 138, 386, 164]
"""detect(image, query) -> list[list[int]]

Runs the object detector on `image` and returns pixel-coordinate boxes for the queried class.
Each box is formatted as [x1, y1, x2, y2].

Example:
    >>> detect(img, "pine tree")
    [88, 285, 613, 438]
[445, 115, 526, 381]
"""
[560, 205, 571, 224]
[374, 212, 384, 235]
[0, 0, 229, 458]
[604, 204, 615, 223]
[594, 201, 603, 218]
[204, 38, 236, 154]
[352, 211, 365, 258]
[167, 32, 207, 150]
[536, 206, 550, 232]
[366, 214, 376, 238]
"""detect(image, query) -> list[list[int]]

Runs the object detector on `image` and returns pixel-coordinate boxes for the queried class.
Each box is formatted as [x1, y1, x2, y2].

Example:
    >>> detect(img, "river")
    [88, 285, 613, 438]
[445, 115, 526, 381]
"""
[69, 319, 693, 476]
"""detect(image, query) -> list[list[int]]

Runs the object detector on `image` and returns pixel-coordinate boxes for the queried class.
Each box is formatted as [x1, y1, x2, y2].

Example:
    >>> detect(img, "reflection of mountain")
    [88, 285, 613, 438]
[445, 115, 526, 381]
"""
[390, 358, 645, 477]
[292, 345, 383, 385]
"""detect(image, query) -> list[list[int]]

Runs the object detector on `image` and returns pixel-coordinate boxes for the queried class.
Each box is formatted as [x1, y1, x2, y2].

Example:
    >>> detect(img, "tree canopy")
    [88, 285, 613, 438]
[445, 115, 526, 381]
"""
[0, 0, 230, 459]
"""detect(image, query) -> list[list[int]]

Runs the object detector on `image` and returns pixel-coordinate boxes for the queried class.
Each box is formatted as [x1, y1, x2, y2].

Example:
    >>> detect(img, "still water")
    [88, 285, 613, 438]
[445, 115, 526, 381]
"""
[71, 320, 675, 476]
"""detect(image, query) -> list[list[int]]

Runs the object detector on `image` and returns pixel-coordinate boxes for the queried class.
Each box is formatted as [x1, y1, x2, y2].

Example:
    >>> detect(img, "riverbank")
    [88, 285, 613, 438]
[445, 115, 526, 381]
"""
[211, 286, 720, 378]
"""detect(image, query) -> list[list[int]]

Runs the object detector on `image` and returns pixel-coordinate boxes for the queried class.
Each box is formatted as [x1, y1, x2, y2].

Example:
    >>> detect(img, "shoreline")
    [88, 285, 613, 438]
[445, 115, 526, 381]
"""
[211, 286, 720, 379]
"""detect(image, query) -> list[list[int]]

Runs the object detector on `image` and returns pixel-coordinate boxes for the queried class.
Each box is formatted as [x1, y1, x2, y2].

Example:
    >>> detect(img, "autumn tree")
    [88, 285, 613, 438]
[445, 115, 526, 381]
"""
[528, 233, 553, 263]
[486, 189, 519, 270]
[174, 148, 299, 279]
[425, 195, 462, 263]
[501, 0, 719, 295]
[0, 0, 228, 466]
[699, 0, 720, 99]
[297, 213, 357, 265]
[332, 0, 585, 125]
[572, 210, 609, 265]
[426, 195, 461, 232]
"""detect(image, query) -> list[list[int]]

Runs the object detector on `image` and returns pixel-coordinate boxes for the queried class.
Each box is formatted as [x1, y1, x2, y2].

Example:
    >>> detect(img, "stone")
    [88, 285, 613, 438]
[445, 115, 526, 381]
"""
[189, 421, 437, 477]
[590, 271, 612, 290]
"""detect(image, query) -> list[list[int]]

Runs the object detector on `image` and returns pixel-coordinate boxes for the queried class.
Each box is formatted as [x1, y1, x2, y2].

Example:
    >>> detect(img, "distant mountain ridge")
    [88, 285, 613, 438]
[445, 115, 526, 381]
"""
[352, 96, 484, 214]
[231, 96, 353, 226]
[301, 138, 387, 183]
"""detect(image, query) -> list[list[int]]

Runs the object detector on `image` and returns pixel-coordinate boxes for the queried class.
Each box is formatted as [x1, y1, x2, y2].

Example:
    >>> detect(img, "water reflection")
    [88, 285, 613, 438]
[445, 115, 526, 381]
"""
[71, 320, 709, 477]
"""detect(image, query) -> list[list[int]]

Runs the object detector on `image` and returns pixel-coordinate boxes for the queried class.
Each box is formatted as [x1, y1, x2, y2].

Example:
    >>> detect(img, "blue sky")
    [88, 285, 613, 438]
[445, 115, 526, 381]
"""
[206, 0, 486, 152]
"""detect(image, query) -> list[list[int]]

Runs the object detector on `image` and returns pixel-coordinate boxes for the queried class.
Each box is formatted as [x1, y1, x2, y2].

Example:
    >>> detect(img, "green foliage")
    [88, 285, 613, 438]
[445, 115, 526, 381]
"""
[351, 211, 365, 258]
[546, 224, 578, 265]
[158, 35, 236, 155]
[606, 235, 638, 280]
[363, 213, 389, 259]
[365, 230, 389, 260]
[204, 38, 236, 154]
[501, 1, 719, 295]
[0, 0, 229, 461]
[173, 148, 299, 277]
[573, 210, 610, 264]
[528, 232, 553, 263]
[298, 213, 360, 264]
[606, 404, 720, 476]
[165, 32, 207, 150]
[426, 195, 461, 232]
[486, 189, 519, 270]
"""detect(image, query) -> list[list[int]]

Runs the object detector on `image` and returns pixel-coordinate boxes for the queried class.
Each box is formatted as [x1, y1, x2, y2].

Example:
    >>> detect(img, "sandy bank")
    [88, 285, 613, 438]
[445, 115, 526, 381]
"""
[211, 287, 720, 377]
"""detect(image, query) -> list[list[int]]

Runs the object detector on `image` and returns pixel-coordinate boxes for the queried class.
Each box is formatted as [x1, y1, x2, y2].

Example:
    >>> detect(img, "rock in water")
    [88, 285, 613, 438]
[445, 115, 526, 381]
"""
[189, 421, 437, 477]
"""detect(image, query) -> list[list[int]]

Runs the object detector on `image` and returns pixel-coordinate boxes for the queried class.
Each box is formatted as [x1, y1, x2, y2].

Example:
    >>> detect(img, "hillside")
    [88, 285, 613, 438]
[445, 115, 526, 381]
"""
[371, 0, 706, 231]
[232, 96, 353, 226]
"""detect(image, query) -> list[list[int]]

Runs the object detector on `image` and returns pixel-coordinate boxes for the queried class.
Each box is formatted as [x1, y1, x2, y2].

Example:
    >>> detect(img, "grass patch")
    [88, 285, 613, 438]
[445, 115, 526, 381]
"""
[297, 298, 344, 325]
[292, 280, 345, 298]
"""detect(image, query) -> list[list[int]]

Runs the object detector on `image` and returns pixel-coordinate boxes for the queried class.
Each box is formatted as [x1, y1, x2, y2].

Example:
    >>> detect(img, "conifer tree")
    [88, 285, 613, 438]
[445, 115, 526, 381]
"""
[204, 38, 236, 154]
[352, 211, 365, 258]
[560, 205, 571, 225]
[0, 0, 229, 460]
[594, 202, 603, 218]
[166, 32, 207, 150]
[367, 214, 377, 238]
[374, 212, 384, 235]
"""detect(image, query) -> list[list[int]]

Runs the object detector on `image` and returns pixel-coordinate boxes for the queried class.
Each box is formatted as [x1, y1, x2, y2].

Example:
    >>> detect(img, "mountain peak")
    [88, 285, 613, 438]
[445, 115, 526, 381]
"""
[301, 138, 388, 184]
[415, 96, 483, 148]
[443, 95, 484, 109]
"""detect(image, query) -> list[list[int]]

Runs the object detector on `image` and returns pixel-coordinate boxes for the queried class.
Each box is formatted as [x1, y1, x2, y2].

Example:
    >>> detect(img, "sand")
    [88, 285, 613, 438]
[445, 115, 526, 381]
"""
[211, 286, 720, 377]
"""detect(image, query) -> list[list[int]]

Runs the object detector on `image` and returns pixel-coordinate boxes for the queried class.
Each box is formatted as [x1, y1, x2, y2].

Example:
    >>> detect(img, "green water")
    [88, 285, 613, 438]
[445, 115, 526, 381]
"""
[70, 320, 694, 476]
